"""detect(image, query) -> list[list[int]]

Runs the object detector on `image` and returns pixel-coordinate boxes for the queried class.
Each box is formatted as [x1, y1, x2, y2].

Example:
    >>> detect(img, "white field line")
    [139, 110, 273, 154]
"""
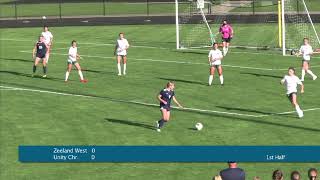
[4, 38, 320, 59]
[256, 108, 320, 117]
[1, 85, 319, 118]
[0, 85, 264, 118]
[18, 50, 306, 71]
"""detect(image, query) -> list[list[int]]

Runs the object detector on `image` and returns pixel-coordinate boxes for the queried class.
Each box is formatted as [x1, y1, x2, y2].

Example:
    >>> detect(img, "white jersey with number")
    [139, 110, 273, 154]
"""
[68, 47, 77, 62]
[41, 31, 53, 45]
[281, 75, 302, 94]
[299, 44, 313, 61]
[116, 38, 129, 56]
[208, 49, 223, 66]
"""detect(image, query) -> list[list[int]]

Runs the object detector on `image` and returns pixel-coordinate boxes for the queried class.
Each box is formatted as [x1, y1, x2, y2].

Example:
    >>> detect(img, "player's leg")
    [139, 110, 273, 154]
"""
[46, 46, 51, 63]
[75, 62, 86, 82]
[305, 62, 317, 80]
[117, 55, 122, 76]
[290, 93, 303, 118]
[65, 63, 72, 82]
[32, 57, 41, 76]
[42, 57, 47, 77]
[209, 66, 215, 86]
[217, 65, 224, 85]
[157, 108, 170, 131]
[301, 61, 307, 81]
[222, 41, 227, 56]
[225, 41, 230, 55]
[123, 56, 127, 75]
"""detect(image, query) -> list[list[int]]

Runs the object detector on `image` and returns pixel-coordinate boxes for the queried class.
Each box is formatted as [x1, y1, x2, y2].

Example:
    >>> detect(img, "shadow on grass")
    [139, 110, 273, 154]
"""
[158, 77, 207, 86]
[0, 70, 66, 81]
[1, 81, 319, 133]
[0, 57, 33, 63]
[104, 118, 155, 130]
[241, 72, 283, 79]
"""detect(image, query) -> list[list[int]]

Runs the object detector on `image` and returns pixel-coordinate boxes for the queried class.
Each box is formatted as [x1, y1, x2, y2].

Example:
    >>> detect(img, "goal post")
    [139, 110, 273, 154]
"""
[280, 0, 320, 55]
[175, 0, 214, 49]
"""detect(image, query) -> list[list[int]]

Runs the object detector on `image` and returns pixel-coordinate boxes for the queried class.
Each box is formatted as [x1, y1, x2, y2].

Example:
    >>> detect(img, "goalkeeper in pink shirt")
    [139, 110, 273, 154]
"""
[219, 20, 233, 56]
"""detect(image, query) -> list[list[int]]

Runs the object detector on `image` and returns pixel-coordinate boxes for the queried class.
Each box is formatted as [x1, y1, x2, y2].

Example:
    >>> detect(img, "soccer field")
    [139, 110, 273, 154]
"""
[0, 25, 320, 179]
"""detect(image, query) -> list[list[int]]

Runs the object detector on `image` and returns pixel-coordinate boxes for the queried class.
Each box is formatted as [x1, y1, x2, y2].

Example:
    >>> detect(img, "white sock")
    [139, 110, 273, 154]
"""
[208, 75, 213, 85]
[295, 105, 303, 117]
[78, 70, 84, 80]
[225, 47, 229, 55]
[65, 71, 69, 81]
[117, 63, 121, 75]
[219, 75, 224, 85]
[223, 47, 226, 56]
[306, 70, 316, 78]
[301, 70, 306, 81]
[123, 64, 126, 74]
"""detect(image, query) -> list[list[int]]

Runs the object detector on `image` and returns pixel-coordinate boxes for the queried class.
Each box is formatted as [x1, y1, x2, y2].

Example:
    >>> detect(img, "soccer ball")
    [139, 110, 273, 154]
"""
[195, 123, 203, 131]
[42, 16, 47, 20]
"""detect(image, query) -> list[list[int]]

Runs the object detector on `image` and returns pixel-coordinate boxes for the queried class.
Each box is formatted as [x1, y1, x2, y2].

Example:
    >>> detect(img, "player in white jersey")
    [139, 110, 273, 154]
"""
[41, 25, 53, 63]
[208, 43, 224, 86]
[281, 67, 304, 118]
[65, 40, 87, 83]
[297, 38, 318, 81]
[114, 32, 130, 76]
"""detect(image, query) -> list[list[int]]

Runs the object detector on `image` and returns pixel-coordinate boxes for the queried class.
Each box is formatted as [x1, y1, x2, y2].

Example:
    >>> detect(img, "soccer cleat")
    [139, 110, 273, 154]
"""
[313, 76, 317, 80]
[80, 79, 88, 83]
[156, 128, 161, 132]
[42, 75, 47, 78]
[298, 111, 304, 118]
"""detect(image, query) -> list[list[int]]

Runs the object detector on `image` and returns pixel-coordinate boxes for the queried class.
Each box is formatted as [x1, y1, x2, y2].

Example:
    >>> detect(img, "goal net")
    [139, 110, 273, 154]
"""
[175, 0, 215, 49]
[282, 0, 320, 55]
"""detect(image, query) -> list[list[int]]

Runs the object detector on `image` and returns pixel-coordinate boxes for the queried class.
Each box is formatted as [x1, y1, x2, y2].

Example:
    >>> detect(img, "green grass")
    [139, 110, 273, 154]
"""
[0, 2, 185, 18]
[1, 25, 320, 179]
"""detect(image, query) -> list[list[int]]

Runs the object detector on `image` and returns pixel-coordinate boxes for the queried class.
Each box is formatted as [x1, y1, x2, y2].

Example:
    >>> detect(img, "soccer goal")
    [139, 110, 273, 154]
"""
[175, 0, 215, 49]
[281, 0, 320, 55]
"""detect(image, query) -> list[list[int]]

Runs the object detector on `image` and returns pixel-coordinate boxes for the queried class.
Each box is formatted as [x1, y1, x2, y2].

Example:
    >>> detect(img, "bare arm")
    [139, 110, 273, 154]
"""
[32, 44, 37, 59]
[300, 83, 304, 93]
[157, 94, 167, 105]
[172, 96, 183, 108]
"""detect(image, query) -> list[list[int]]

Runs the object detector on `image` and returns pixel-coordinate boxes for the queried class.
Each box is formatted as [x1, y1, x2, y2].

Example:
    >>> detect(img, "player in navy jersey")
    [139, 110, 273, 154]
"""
[155, 81, 183, 132]
[32, 35, 48, 77]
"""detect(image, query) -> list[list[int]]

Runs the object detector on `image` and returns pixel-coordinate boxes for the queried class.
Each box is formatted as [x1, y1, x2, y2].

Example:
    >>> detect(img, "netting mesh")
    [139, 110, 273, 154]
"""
[284, 0, 320, 52]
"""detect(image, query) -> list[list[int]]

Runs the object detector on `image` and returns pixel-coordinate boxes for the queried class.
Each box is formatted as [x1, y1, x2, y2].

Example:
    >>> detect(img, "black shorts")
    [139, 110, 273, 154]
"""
[287, 92, 297, 101]
[160, 106, 171, 111]
[302, 60, 310, 65]
[36, 53, 46, 59]
[222, 37, 232, 43]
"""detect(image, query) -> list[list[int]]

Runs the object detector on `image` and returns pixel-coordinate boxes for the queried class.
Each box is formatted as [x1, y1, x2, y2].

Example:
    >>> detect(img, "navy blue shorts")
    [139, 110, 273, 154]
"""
[160, 105, 171, 111]
[36, 53, 46, 59]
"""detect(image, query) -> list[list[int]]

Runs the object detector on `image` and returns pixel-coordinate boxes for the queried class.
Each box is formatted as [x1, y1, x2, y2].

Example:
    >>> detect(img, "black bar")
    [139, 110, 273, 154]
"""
[59, 0, 62, 20]
[103, 0, 106, 16]
[147, 0, 149, 16]
[14, 2, 18, 20]
[253, 0, 255, 15]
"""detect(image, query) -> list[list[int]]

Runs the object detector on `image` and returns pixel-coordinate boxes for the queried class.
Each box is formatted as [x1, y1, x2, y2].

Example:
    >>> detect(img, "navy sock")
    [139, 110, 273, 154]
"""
[43, 66, 47, 74]
[158, 119, 165, 128]
[33, 65, 36, 73]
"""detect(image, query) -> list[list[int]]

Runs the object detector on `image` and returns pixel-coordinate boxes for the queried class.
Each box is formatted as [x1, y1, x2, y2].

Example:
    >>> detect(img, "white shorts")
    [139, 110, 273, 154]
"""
[210, 60, 221, 66]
